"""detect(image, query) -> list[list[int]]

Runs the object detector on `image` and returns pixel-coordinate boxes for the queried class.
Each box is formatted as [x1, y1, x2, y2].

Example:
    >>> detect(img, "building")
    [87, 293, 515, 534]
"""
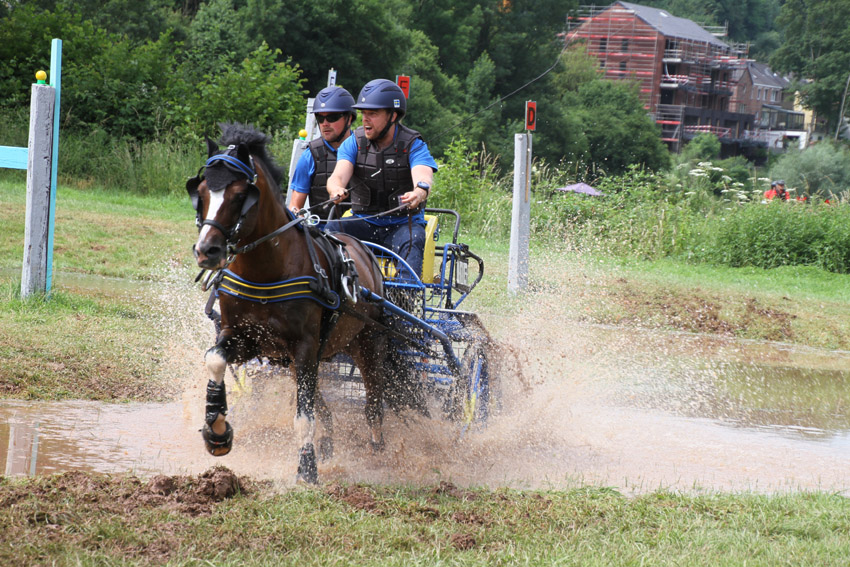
[566, 2, 757, 154]
[732, 61, 807, 150]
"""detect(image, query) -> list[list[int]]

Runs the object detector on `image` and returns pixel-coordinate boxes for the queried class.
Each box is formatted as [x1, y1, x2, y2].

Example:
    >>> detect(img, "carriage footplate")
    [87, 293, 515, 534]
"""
[202, 379, 233, 456]
[297, 443, 318, 484]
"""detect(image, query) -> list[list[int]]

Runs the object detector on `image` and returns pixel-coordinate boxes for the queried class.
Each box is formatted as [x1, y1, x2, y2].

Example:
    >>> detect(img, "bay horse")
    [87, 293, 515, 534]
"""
[187, 122, 388, 483]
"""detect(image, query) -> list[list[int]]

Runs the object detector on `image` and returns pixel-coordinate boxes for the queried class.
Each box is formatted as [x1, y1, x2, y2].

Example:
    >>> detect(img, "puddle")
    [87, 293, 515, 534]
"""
[1, 400, 199, 477]
[2, 326, 850, 495]
[2, 269, 850, 493]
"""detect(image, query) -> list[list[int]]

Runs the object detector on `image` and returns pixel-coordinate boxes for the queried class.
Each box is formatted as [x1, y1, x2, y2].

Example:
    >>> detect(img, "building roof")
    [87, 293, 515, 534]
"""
[617, 1, 730, 49]
[748, 61, 790, 89]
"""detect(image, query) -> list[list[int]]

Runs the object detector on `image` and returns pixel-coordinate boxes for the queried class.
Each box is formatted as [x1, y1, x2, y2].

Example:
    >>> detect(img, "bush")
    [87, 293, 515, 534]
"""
[769, 142, 850, 199]
[431, 139, 511, 237]
[690, 201, 850, 273]
[165, 43, 306, 142]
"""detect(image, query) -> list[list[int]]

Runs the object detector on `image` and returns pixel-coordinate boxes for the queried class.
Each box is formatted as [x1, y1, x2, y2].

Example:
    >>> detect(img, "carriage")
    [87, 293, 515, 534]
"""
[317, 208, 497, 428]
[188, 123, 498, 483]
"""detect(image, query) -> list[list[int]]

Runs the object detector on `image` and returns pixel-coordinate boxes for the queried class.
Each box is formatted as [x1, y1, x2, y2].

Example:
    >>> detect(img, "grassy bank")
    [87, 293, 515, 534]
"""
[2, 468, 850, 566]
[0, 180, 197, 400]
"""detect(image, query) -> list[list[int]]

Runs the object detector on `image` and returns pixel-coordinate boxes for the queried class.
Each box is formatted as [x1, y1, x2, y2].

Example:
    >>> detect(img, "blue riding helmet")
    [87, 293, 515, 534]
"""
[312, 86, 356, 114]
[353, 79, 406, 117]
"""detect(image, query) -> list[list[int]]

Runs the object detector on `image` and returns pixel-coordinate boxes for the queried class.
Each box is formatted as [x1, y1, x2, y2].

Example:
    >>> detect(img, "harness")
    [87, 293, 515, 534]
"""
[217, 270, 340, 309]
[190, 148, 420, 359]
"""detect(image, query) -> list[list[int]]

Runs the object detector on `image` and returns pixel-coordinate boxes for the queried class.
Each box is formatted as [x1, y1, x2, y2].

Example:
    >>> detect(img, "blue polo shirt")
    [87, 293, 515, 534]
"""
[290, 137, 344, 194]
[336, 126, 438, 226]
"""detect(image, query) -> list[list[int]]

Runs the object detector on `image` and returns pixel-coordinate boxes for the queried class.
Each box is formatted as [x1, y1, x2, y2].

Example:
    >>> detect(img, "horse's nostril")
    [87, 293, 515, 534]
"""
[205, 246, 223, 259]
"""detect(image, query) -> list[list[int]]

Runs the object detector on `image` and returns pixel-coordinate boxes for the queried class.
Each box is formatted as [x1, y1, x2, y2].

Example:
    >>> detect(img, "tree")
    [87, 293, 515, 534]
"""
[770, 0, 850, 131]
[576, 80, 670, 175]
[166, 43, 306, 139]
[682, 132, 721, 162]
[242, 0, 413, 94]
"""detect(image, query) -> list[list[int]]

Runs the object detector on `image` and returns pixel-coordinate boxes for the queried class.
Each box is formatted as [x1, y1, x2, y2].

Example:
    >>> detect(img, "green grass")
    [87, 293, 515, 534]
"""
[0, 179, 196, 280]
[1, 474, 849, 566]
[0, 179, 198, 400]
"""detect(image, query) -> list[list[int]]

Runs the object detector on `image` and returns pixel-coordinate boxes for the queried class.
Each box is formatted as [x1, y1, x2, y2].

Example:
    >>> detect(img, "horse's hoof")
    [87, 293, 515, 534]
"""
[318, 436, 334, 462]
[369, 438, 385, 453]
[297, 443, 318, 484]
[202, 421, 233, 456]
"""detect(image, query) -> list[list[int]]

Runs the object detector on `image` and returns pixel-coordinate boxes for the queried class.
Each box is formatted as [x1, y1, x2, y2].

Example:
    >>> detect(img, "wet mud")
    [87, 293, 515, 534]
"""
[2, 273, 850, 495]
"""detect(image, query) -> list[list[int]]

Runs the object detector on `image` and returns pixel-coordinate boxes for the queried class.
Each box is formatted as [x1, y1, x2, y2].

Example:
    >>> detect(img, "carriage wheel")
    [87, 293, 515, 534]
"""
[451, 340, 493, 427]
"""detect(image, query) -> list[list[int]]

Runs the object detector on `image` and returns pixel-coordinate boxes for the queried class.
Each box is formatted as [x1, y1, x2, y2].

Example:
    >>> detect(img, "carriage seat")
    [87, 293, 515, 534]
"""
[339, 210, 438, 284]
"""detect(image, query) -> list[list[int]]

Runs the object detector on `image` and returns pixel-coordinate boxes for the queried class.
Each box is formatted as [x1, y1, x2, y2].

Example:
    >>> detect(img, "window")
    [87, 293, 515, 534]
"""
[599, 37, 607, 52]
[621, 38, 629, 51]
[757, 88, 762, 101]
[620, 61, 628, 72]
[771, 90, 777, 102]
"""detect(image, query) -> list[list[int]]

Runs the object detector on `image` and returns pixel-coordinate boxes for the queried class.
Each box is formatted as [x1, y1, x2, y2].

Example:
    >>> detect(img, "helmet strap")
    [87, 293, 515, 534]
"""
[375, 111, 399, 146]
[330, 115, 353, 145]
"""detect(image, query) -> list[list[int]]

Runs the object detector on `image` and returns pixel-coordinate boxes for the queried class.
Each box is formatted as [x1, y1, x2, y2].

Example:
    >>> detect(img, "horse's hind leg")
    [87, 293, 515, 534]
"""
[293, 355, 321, 484]
[350, 331, 387, 451]
[202, 344, 234, 456]
[315, 387, 334, 462]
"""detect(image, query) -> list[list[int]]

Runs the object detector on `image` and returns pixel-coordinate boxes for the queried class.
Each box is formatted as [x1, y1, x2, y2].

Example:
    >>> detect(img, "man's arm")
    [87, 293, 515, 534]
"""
[400, 164, 434, 209]
[289, 191, 308, 213]
[327, 159, 354, 202]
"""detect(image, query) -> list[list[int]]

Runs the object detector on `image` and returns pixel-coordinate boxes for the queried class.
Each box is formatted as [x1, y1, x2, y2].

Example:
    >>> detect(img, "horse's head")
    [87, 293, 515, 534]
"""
[187, 138, 261, 269]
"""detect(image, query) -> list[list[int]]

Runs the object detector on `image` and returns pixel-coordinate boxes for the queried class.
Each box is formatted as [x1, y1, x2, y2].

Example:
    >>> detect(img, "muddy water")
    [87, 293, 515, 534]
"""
[2, 270, 850, 493]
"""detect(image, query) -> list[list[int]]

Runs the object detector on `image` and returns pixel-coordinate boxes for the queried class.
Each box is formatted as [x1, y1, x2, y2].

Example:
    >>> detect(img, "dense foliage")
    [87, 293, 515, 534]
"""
[430, 139, 850, 274]
[770, 0, 850, 132]
[0, 0, 786, 174]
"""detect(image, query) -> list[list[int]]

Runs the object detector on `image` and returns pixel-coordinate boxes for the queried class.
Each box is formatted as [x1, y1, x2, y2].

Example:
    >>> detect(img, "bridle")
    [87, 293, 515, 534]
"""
[186, 148, 262, 251]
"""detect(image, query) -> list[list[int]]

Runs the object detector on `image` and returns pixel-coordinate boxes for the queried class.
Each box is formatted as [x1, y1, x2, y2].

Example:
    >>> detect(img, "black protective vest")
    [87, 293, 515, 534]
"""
[351, 124, 422, 215]
[308, 138, 349, 220]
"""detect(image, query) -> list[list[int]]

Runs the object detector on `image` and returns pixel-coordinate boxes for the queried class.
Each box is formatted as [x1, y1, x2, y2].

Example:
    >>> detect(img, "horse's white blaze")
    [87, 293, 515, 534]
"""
[204, 348, 227, 385]
[294, 414, 316, 447]
[197, 189, 225, 243]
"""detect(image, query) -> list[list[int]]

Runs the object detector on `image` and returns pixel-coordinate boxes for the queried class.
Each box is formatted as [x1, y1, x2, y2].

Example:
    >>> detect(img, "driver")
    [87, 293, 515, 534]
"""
[289, 86, 356, 220]
[325, 79, 437, 278]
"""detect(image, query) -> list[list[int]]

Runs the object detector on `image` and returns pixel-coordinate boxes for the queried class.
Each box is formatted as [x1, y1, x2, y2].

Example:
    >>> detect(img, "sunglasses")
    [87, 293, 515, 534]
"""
[316, 113, 345, 124]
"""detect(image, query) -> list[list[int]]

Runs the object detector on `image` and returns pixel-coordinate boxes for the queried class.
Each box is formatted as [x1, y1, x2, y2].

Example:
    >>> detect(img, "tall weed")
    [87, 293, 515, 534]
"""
[432, 139, 512, 238]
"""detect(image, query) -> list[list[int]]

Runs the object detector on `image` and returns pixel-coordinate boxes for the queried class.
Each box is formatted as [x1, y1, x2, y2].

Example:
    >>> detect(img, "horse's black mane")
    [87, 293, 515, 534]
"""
[217, 122, 285, 186]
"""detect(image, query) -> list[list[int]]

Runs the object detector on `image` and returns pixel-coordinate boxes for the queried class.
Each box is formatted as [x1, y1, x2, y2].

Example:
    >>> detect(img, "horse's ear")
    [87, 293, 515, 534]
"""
[186, 175, 202, 211]
[206, 137, 219, 158]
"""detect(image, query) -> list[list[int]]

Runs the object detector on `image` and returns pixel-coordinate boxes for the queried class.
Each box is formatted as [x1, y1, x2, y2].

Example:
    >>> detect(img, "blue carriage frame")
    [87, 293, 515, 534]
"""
[320, 208, 496, 427]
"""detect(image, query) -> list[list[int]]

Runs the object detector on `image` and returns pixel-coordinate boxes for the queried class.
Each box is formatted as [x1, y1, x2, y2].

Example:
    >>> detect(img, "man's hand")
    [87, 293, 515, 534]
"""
[400, 186, 428, 209]
[327, 185, 348, 202]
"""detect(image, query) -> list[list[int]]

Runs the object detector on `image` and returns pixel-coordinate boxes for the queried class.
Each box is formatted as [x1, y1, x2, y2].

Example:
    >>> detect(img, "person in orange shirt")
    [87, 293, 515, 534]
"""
[764, 180, 789, 201]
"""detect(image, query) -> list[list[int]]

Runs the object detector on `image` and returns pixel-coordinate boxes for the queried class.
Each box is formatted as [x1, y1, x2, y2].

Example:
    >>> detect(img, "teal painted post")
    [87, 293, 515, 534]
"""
[46, 38, 62, 292]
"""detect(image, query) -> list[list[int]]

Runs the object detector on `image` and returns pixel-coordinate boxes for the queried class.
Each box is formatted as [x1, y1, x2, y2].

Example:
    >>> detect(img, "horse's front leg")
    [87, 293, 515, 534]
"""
[293, 348, 321, 484]
[201, 342, 234, 456]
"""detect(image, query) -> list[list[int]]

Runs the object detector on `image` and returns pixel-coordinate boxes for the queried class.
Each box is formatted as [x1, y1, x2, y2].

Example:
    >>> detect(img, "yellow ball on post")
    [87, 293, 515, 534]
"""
[299, 129, 308, 140]
[35, 70, 47, 84]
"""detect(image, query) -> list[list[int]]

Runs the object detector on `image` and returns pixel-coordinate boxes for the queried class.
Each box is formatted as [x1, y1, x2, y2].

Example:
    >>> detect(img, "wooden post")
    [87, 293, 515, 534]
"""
[21, 83, 55, 298]
[508, 133, 532, 293]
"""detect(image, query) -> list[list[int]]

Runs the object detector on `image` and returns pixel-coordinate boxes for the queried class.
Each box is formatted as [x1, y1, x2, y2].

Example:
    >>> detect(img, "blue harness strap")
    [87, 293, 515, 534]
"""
[216, 269, 340, 309]
[206, 153, 256, 179]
